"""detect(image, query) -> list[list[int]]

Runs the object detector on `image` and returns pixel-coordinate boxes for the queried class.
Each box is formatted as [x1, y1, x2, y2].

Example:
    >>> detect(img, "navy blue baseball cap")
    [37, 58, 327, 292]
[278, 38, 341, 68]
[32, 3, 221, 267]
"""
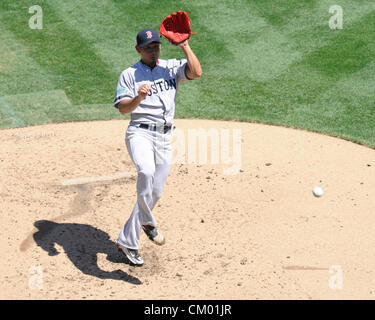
[136, 29, 161, 47]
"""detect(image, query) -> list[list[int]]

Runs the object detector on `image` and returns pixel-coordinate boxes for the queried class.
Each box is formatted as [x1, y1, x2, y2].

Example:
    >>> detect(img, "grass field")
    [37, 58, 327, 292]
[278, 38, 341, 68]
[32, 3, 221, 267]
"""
[0, 0, 374, 147]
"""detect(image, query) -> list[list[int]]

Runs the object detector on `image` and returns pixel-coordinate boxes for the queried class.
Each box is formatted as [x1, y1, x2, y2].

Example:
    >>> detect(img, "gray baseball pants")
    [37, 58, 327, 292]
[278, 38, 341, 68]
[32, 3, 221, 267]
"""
[117, 124, 172, 249]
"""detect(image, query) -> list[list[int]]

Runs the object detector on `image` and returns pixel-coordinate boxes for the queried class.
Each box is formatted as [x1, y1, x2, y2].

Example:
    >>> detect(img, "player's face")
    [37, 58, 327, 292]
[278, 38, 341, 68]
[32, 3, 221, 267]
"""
[137, 42, 161, 66]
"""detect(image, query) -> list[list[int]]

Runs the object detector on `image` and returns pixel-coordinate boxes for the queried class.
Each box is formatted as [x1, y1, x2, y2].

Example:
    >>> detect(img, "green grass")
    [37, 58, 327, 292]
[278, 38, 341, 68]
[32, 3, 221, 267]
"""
[0, 0, 374, 148]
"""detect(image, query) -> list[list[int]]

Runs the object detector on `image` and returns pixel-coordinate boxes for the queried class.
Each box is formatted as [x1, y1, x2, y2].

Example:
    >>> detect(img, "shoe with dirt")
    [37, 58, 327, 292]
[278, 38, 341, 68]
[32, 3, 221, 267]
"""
[115, 241, 144, 266]
[142, 225, 166, 246]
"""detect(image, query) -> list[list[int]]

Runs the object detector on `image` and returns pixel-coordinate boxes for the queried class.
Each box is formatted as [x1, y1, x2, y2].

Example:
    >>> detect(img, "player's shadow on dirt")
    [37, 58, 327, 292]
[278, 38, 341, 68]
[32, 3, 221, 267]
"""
[33, 220, 141, 285]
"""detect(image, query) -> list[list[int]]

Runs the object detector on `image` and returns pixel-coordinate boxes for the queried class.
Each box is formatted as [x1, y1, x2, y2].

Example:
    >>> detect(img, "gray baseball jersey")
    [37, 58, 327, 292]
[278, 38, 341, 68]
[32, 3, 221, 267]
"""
[114, 58, 189, 126]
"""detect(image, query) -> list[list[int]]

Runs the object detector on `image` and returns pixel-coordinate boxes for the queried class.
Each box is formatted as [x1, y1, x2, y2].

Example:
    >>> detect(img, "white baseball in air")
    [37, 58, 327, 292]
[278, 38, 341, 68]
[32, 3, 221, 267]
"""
[313, 186, 323, 197]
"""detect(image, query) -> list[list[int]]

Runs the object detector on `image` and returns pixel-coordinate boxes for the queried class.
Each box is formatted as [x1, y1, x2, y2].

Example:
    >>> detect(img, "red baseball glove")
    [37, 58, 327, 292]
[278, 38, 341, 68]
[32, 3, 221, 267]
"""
[160, 11, 193, 45]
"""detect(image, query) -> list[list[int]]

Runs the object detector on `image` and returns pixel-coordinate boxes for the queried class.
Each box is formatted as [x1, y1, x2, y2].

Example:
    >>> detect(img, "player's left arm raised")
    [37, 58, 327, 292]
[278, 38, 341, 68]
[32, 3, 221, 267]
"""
[178, 40, 202, 80]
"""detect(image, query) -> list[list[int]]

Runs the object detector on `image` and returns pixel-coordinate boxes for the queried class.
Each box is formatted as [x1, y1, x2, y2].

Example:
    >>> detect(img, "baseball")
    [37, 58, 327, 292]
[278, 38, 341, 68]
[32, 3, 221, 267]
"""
[313, 186, 323, 197]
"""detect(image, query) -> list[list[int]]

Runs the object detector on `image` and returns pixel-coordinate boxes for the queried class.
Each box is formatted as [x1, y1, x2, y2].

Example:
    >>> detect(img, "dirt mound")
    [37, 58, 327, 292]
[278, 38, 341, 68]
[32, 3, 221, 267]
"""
[0, 119, 374, 299]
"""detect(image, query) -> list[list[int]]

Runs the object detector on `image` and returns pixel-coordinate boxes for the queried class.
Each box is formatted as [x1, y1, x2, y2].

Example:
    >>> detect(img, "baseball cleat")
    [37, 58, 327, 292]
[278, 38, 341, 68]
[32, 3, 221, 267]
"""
[115, 241, 144, 266]
[142, 225, 166, 246]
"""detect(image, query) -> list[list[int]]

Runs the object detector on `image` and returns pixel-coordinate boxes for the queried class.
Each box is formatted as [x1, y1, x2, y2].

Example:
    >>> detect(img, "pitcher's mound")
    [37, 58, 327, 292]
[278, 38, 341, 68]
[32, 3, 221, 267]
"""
[0, 119, 374, 299]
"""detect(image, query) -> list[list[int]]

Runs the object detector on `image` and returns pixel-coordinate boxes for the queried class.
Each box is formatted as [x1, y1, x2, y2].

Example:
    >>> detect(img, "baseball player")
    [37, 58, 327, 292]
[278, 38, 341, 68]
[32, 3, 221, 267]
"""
[113, 28, 202, 265]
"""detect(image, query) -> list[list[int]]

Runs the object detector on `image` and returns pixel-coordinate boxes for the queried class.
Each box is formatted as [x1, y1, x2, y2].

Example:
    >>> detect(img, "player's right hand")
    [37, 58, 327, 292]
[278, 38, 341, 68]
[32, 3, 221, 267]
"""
[138, 84, 151, 100]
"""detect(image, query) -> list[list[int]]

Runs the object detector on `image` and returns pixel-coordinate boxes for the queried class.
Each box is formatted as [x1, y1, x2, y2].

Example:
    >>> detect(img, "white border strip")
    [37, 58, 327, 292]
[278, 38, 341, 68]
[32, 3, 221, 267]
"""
[61, 172, 135, 186]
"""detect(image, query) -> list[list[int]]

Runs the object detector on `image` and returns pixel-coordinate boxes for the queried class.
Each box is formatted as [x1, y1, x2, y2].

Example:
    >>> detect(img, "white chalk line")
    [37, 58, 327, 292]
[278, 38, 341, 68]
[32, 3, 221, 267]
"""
[61, 171, 135, 186]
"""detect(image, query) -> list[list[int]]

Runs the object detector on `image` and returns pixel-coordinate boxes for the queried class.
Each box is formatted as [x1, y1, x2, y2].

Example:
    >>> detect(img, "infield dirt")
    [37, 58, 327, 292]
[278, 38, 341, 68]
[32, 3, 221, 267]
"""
[0, 119, 374, 299]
